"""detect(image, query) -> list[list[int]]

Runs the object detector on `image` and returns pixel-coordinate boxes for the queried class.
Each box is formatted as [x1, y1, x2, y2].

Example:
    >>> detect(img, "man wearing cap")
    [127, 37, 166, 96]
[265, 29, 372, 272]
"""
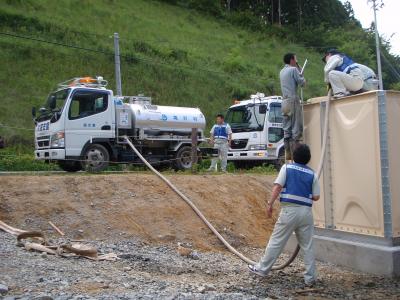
[280, 53, 306, 161]
[323, 49, 378, 98]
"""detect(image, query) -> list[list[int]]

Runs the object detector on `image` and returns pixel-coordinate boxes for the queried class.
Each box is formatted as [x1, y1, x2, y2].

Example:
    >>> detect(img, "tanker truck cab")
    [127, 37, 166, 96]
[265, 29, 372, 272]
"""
[225, 93, 284, 168]
[34, 77, 115, 172]
[33, 76, 206, 172]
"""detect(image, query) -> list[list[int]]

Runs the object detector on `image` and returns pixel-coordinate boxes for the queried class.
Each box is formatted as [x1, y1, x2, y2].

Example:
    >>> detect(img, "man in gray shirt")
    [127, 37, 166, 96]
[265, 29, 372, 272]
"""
[280, 53, 306, 161]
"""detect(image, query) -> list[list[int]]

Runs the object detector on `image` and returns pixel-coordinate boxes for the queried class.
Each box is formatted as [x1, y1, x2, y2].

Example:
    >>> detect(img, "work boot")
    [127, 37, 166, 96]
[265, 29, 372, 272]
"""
[333, 92, 350, 99]
[248, 265, 268, 277]
[207, 164, 217, 172]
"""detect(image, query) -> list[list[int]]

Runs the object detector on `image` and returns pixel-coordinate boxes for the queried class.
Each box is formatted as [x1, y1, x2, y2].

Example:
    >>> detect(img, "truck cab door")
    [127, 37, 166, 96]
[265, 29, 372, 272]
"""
[64, 88, 114, 157]
[266, 102, 284, 148]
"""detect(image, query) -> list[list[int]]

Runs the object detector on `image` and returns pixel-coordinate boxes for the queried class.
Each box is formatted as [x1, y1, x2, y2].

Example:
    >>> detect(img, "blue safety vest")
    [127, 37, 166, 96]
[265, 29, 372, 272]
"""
[280, 163, 315, 207]
[334, 55, 358, 74]
[213, 123, 229, 139]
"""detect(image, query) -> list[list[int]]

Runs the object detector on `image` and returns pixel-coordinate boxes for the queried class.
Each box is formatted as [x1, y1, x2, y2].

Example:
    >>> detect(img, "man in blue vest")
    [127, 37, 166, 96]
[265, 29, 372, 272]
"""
[248, 144, 320, 286]
[323, 49, 378, 98]
[208, 114, 232, 172]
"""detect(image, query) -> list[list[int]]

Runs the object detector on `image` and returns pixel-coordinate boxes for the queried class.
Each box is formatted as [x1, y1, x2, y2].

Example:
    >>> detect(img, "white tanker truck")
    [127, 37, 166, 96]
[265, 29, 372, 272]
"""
[32, 76, 206, 172]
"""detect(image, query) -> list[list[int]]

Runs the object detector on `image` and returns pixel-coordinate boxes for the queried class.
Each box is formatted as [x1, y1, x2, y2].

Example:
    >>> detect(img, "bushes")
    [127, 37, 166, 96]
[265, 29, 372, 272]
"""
[223, 53, 247, 73]
[0, 148, 59, 171]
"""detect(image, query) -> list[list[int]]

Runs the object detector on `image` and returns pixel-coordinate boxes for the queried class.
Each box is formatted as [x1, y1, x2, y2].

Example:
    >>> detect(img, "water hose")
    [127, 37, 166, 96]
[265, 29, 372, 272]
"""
[125, 137, 291, 268]
[125, 137, 258, 265]
[123, 90, 332, 269]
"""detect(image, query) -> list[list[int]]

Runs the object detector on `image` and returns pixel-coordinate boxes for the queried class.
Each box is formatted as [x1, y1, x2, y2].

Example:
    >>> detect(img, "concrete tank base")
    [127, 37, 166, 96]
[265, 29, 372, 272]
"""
[286, 228, 400, 277]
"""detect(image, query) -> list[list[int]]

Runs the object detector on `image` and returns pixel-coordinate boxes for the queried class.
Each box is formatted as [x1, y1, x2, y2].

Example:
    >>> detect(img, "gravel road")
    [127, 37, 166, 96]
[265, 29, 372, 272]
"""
[1, 232, 399, 300]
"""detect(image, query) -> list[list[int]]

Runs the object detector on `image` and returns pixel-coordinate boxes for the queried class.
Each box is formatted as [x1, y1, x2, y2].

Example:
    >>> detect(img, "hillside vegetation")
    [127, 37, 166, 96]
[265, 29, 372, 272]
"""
[166, 0, 400, 89]
[0, 0, 328, 148]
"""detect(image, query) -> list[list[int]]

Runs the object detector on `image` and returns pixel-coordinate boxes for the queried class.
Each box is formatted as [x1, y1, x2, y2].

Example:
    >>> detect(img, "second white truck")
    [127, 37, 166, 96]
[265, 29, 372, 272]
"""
[225, 93, 285, 168]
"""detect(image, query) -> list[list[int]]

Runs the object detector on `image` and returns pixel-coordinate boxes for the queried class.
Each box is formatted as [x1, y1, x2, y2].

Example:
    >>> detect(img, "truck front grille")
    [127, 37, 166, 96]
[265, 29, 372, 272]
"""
[36, 135, 50, 149]
[230, 139, 248, 150]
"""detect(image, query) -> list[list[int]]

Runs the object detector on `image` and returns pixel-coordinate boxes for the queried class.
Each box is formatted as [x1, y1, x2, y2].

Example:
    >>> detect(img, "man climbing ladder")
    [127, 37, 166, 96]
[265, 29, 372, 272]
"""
[279, 53, 306, 161]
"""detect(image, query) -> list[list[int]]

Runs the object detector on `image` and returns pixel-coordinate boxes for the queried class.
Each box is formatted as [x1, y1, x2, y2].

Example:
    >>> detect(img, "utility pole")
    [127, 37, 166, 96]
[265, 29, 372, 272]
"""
[271, 0, 274, 24]
[298, 0, 302, 31]
[278, 0, 281, 26]
[371, 0, 384, 90]
[113, 32, 122, 96]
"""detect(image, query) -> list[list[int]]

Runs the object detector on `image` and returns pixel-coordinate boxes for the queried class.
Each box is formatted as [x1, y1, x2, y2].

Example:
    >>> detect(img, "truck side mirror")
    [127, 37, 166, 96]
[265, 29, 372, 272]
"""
[259, 104, 267, 114]
[32, 107, 36, 118]
[49, 95, 56, 110]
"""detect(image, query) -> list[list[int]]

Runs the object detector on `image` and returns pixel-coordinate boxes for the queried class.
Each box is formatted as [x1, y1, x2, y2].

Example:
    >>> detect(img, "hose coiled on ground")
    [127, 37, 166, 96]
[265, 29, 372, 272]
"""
[123, 90, 332, 269]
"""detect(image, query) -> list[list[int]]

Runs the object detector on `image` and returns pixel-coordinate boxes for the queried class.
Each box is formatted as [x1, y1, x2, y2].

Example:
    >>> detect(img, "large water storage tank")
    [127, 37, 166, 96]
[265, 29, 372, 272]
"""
[128, 103, 206, 130]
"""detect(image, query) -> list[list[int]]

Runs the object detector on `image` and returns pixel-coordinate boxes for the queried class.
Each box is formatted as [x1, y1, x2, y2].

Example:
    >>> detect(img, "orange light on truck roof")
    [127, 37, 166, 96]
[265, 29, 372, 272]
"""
[60, 76, 108, 89]
[78, 77, 97, 83]
[68, 77, 97, 86]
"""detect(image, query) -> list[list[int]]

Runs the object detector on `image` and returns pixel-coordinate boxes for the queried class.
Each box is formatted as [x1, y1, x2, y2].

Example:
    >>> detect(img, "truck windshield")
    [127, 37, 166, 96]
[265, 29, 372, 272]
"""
[37, 89, 70, 122]
[268, 103, 283, 123]
[46, 89, 70, 111]
[225, 104, 266, 132]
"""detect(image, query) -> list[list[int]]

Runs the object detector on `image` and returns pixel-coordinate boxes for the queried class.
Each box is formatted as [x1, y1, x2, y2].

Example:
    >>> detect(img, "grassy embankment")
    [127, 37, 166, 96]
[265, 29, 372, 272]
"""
[0, 0, 326, 171]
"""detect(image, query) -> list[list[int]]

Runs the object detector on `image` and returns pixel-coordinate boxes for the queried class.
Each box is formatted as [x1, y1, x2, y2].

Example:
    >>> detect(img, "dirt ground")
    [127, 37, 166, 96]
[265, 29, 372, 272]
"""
[0, 173, 277, 251]
[1, 173, 400, 299]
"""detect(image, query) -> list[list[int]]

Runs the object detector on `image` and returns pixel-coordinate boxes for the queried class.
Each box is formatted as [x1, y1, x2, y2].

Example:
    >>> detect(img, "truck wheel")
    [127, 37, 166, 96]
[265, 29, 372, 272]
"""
[82, 144, 109, 172]
[58, 160, 82, 172]
[174, 146, 193, 171]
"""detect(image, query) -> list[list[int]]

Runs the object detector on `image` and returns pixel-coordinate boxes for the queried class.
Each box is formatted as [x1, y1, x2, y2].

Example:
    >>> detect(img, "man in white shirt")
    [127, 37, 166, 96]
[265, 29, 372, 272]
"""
[248, 144, 320, 286]
[323, 49, 378, 98]
[354, 63, 379, 91]
[208, 114, 232, 173]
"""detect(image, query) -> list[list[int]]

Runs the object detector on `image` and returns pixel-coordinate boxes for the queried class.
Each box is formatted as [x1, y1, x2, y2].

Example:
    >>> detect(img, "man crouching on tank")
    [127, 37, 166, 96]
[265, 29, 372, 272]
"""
[248, 144, 320, 287]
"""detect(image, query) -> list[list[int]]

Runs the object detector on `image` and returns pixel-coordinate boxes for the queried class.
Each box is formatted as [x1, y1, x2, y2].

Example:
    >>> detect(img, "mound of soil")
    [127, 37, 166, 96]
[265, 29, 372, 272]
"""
[0, 174, 278, 250]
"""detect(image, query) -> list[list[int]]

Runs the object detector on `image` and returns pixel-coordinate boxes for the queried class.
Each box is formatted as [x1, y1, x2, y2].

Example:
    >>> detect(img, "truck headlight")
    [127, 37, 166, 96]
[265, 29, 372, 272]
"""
[50, 131, 65, 148]
[249, 144, 267, 150]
